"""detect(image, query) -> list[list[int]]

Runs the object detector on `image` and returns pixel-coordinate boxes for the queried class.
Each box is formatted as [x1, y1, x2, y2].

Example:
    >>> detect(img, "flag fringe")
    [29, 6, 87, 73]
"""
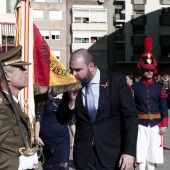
[34, 82, 82, 95]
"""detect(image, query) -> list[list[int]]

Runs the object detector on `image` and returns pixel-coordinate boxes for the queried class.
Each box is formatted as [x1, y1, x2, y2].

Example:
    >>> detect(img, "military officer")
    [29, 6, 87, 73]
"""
[0, 45, 31, 170]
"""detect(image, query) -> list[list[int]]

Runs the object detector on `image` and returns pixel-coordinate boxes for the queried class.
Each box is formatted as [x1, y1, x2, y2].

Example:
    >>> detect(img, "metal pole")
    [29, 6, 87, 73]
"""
[5, 23, 7, 52]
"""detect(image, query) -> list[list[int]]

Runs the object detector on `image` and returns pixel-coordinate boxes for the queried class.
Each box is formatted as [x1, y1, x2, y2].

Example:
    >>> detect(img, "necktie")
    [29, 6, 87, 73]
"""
[85, 83, 97, 123]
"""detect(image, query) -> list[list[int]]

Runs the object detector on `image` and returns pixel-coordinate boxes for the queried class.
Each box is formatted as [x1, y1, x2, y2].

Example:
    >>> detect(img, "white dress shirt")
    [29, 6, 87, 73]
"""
[82, 67, 100, 110]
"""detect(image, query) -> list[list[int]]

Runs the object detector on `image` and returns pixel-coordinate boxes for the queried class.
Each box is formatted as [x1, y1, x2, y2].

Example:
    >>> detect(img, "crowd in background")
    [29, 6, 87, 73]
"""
[126, 73, 170, 96]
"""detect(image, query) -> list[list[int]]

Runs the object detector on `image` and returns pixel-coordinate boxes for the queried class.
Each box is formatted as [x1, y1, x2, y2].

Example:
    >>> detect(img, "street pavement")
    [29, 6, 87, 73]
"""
[69, 110, 170, 170]
[157, 110, 170, 170]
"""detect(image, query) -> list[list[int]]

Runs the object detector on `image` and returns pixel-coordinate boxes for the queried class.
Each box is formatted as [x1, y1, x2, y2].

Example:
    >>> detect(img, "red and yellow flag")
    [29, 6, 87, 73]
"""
[15, 1, 81, 117]
[15, 0, 81, 95]
[33, 24, 76, 87]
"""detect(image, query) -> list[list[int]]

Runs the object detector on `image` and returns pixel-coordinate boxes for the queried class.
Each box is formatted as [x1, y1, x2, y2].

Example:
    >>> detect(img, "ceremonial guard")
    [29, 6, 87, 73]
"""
[0, 46, 38, 170]
[132, 37, 169, 170]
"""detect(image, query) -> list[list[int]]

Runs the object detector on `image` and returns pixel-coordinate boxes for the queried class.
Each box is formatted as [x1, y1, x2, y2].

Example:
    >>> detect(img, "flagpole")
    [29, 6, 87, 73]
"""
[5, 22, 7, 52]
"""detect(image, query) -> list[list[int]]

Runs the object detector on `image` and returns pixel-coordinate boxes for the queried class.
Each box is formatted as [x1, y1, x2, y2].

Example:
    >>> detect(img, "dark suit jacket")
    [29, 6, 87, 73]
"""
[57, 70, 138, 168]
[0, 91, 31, 170]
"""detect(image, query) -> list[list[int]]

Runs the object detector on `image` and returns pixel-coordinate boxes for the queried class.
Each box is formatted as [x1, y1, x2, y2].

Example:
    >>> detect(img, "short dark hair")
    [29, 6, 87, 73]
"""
[71, 49, 95, 66]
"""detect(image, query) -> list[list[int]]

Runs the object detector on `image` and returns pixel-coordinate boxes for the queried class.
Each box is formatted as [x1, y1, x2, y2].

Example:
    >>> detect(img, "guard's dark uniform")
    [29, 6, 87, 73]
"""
[132, 79, 168, 127]
[133, 37, 169, 169]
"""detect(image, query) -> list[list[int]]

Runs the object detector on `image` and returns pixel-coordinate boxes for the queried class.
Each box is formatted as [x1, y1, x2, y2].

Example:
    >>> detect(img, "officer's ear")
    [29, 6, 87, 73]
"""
[4, 71, 10, 81]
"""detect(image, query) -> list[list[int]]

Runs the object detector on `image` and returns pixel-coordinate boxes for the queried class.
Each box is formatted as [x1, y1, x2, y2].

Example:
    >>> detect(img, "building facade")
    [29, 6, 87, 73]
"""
[112, 0, 170, 75]
[0, 0, 16, 52]
[31, 0, 67, 66]
[67, 0, 109, 69]
[0, 0, 170, 75]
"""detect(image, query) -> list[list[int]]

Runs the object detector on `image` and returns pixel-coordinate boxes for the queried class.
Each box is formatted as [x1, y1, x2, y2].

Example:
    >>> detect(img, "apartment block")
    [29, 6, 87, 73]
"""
[0, 0, 16, 52]
[112, 0, 170, 74]
[31, 0, 67, 66]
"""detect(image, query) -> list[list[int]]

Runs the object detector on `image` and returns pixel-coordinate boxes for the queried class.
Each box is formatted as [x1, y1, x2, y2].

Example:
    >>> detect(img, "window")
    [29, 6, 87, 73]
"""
[73, 10, 89, 23]
[72, 9, 107, 23]
[33, 10, 43, 20]
[160, 15, 170, 26]
[159, 47, 170, 61]
[160, 35, 170, 46]
[131, 36, 145, 46]
[49, 11, 62, 20]
[90, 10, 107, 23]
[34, 0, 45, 1]
[114, 44, 125, 61]
[1, 24, 15, 36]
[133, 25, 145, 34]
[73, 31, 89, 43]
[133, 46, 144, 55]
[51, 31, 60, 40]
[133, 5, 145, 15]
[90, 31, 107, 43]
[34, 0, 61, 2]
[160, 0, 170, 5]
[40, 31, 49, 39]
[92, 52, 107, 64]
[7, 0, 18, 13]
[34, 0, 62, 2]
[115, 29, 125, 41]
[132, 0, 146, 4]
[115, 8, 121, 15]
[2, 36, 15, 44]
[73, 30, 107, 43]
[52, 50, 60, 60]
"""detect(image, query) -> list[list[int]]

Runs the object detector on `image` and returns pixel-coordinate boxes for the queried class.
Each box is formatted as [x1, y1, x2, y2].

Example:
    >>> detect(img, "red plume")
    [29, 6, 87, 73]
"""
[144, 37, 152, 54]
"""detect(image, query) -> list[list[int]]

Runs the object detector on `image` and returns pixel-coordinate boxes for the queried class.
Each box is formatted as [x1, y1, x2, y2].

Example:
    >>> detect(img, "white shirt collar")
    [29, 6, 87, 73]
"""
[1, 90, 18, 103]
[90, 67, 100, 84]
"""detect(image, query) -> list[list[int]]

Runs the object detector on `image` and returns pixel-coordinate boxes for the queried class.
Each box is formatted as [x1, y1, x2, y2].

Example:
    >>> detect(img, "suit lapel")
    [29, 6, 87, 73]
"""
[95, 70, 111, 122]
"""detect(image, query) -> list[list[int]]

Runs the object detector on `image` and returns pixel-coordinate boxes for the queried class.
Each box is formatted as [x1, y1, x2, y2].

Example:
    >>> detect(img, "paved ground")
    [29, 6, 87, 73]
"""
[157, 111, 170, 170]
[69, 111, 170, 170]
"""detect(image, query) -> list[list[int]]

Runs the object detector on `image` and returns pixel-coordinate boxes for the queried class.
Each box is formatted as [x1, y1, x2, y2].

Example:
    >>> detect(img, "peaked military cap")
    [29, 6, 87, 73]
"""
[0, 45, 31, 66]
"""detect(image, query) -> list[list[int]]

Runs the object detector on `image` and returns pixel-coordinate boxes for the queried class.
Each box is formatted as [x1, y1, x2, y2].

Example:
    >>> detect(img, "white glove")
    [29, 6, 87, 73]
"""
[18, 152, 38, 170]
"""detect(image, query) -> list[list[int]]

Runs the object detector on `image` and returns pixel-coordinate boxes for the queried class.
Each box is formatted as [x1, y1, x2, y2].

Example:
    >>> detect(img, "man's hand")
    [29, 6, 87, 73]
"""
[68, 90, 78, 108]
[119, 154, 135, 170]
[159, 127, 167, 135]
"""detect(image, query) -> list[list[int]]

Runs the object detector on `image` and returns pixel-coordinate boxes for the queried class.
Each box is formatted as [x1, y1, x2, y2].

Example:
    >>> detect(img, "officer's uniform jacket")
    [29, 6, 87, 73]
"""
[0, 91, 31, 170]
[132, 79, 168, 127]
